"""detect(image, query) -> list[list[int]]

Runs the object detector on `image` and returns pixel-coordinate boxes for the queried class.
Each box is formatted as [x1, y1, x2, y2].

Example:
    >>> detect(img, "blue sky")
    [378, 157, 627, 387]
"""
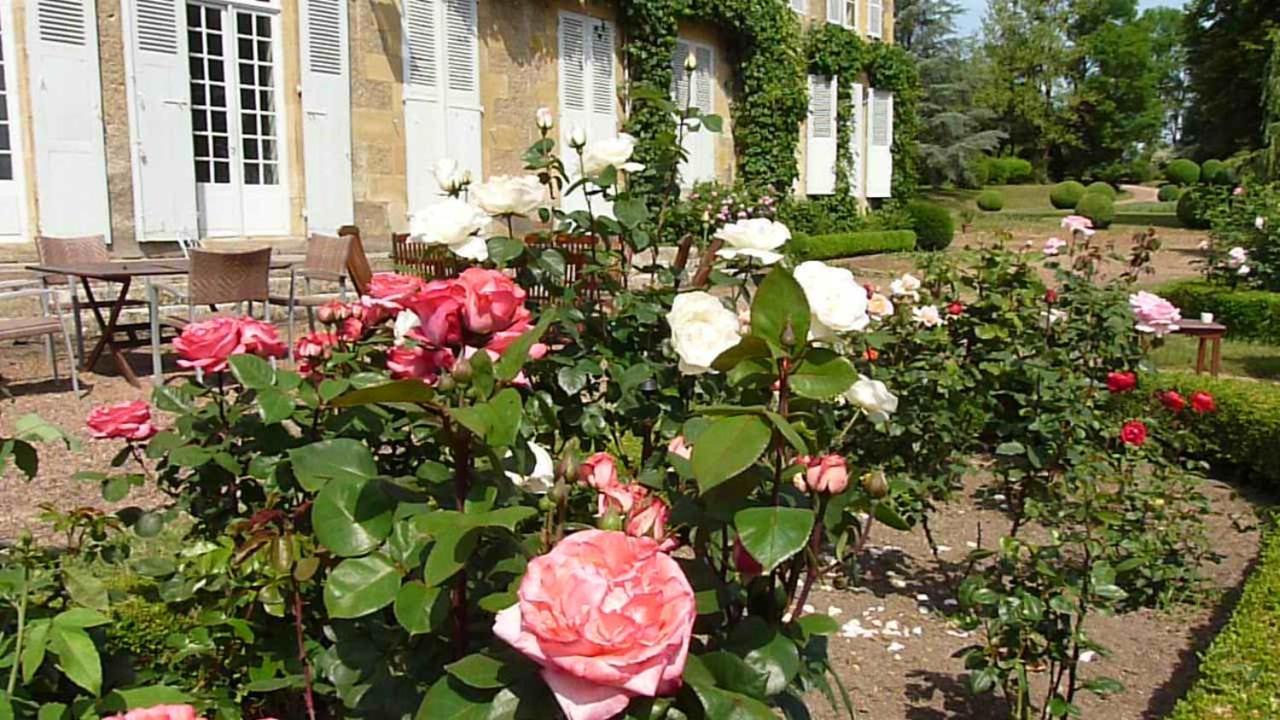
[955, 0, 1184, 35]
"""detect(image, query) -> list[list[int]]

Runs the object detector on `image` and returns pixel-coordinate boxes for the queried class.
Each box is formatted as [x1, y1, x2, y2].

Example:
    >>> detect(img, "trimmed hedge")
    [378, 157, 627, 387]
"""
[1085, 181, 1118, 199]
[1166, 159, 1201, 186]
[1156, 372, 1280, 487]
[1157, 280, 1280, 344]
[1167, 525, 1280, 720]
[1177, 186, 1216, 229]
[1201, 159, 1233, 186]
[1050, 181, 1086, 210]
[1074, 192, 1115, 228]
[976, 190, 1004, 212]
[905, 201, 954, 251]
[788, 230, 917, 261]
[1157, 184, 1183, 202]
[976, 156, 1035, 185]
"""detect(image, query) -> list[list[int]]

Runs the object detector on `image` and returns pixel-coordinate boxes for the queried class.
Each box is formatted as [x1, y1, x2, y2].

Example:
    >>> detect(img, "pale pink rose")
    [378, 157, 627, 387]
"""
[386, 344, 455, 383]
[366, 272, 427, 306]
[102, 705, 202, 720]
[578, 452, 619, 490]
[456, 267, 531, 338]
[1233, 186, 1245, 196]
[1128, 291, 1182, 337]
[793, 455, 849, 495]
[667, 436, 692, 460]
[238, 318, 287, 359]
[400, 280, 467, 347]
[86, 401, 156, 441]
[173, 316, 246, 373]
[493, 530, 696, 720]
[1043, 237, 1067, 256]
[1061, 215, 1096, 237]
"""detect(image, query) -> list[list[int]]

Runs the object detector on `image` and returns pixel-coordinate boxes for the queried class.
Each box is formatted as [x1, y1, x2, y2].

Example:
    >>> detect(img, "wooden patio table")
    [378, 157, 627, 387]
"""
[26, 259, 292, 387]
[1172, 318, 1228, 378]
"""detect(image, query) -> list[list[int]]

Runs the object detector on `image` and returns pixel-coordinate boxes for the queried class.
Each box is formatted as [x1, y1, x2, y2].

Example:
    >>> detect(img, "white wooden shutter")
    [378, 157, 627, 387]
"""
[587, 19, 616, 147]
[868, 0, 884, 38]
[672, 41, 716, 187]
[301, 0, 353, 234]
[867, 88, 893, 198]
[444, 0, 481, 187]
[404, 0, 444, 211]
[848, 81, 864, 198]
[670, 40, 691, 108]
[29, 0, 111, 239]
[806, 75, 837, 196]
[559, 13, 616, 214]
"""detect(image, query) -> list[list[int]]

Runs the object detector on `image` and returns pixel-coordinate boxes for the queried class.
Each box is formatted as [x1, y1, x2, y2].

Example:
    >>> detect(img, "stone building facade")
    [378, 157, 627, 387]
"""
[0, 0, 892, 260]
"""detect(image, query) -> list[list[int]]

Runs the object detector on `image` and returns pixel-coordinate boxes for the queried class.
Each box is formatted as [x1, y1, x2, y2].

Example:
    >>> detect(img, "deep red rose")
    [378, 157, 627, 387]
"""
[1045, 288, 1059, 304]
[1120, 420, 1148, 446]
[1159, 390, 1186, 413]
[734, 537, 763, 579]
[947, 302, 965, 317]
[86, 401, 156, 441]
[1190, 391, 1216, 414]
[1107, 371, 1137, 394]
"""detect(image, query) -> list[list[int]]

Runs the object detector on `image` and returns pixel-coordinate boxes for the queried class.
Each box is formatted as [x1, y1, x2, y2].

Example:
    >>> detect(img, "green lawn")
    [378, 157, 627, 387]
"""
[1149, 335, 1280, 382]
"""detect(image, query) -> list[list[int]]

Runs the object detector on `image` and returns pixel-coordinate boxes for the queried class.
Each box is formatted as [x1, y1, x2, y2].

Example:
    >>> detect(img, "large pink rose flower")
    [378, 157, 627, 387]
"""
[1128, 291, 1181, 337]
[366, 272, 428, 306]
[457, 268, 531, 337]
[172, 317, 246, 372]
[103, 705, 202, 720]
[401, 280, 467, 347]
[386, 344, 455, 383]
[238, 318, 287, 359]
[578, 452, 619, 490]
[86, 401, 156, 441]
[494, 530, 696, 720]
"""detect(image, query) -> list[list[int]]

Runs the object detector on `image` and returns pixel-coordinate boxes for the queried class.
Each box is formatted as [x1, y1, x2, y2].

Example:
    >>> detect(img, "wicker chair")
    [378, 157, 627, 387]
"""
[339, 225, 373, 295]
[148, 248, 274, 381]
[35, 234, 145, 362]
[267, 233, 352, 333]
[392, 233, 465, 280]
[0, 279, 80, 394]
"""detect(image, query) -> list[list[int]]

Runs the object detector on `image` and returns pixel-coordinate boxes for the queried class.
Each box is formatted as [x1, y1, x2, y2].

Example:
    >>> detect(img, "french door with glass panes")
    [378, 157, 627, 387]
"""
[0, 0, 27, 239]
[187, 0, 288, 237]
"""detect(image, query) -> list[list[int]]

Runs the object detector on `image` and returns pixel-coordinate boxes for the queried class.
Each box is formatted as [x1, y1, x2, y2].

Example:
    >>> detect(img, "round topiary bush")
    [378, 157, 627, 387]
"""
[1165, 159, 1201, 186]
[976, 190, 1004, 212]
[1200, 159, 1227, 185]
[906, 201, 955, 251]
[1085, 181, 1117, 200]
[1177, 186, 1216, 229]
[1074, 192, 1115, 229]
[1050, 181, 1086, 209]
[1157, 184, 1183, 202]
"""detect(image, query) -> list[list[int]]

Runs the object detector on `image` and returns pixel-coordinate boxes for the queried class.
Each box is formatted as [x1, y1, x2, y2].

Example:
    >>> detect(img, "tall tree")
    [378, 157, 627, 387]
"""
[1143, 7, 1189, 146]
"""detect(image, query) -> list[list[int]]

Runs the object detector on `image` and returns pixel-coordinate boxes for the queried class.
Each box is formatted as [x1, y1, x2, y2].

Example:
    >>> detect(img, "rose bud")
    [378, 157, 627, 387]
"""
[1190, 391, 1216, 414]
[450, 358, 473, 384]
[796, 455, 849, 495]
[556, 447, 581, 485]
[1045, 288, 1059, 304]
[578, 451, 618, 490]
[861, 470, 889, 499]
[597, 508, 624, 531]
[864, 348, 880, 362]
[316, 300, 351, 325]
[734, 537, 763, 579]
[1159, 390, 1186, 412]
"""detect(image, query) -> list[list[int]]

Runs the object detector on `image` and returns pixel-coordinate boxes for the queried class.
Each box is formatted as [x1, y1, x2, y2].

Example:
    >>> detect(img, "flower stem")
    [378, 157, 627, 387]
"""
[291, 578, 318, 720]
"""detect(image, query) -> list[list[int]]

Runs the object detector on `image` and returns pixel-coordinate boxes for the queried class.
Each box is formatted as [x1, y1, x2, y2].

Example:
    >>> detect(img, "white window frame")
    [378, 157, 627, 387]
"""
[187, 0, 292, 237]
[0, 0, 28, 242]
[868, 0, 884, 39]
[791, 0, 806, 16]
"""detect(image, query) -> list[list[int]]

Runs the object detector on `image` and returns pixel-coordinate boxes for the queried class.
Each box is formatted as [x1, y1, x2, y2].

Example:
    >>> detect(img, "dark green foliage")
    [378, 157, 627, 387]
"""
[1157, 184, 1183, 202]
[976, 156, 1035, 185]
[105, 595, 195, 665]
[1074, 192, 1115, 228]
[1156, 373, 1280, 487]
[1084, 181, 1117, 199]
[905, 201, 955, 251]
[1200, 159, 1232, 185]
[1176, 185, 1218, 229]
[976, 189, 1004, 212]
[1050, 180, 1086, 209]
[1165, 159, 1201, 186]
[1158, 280, 1280, 344]
[787, 230, 917, 260]
[1168, 524, 1280, 719]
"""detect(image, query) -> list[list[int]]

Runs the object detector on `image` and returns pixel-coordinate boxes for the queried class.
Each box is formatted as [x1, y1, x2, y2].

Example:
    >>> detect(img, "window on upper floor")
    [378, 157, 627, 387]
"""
[868, 0, 885, 39]
[791, 0, 806, 16]
[826, 0, 856, 29]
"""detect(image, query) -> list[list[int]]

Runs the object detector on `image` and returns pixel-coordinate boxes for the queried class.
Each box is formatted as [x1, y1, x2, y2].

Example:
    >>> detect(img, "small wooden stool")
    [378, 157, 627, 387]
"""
[1174, 319, 1227, 378]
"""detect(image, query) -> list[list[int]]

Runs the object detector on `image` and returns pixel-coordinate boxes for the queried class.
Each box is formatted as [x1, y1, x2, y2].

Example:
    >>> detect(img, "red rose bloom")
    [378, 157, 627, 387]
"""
[1045, 289, 1059, 304]
[1159, 390, 1186, 412]
[947, 302, 965, 317]
[1190, 391, 1216, 414]
[86, 401, 157, 441]
[1107, 371, 1137, 394]
[864, 348, 880, 362]
[1120, 420, 1148, 446]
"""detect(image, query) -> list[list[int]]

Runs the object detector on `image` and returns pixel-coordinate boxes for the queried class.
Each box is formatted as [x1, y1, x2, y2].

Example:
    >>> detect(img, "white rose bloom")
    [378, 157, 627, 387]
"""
[569, 125, 588, 149]
[473, 175, 545, 217]
[535, 107, 555, 131]
[581, 133, 645, 175]
[505, 441, 555, 493]
[890, 273, 922, 301]
[714, 218, 791, 265]
[912, 305, 945, 327]
[1227, 246, 1249, 267]
[666, 291, 741, 375]
[393, 310, 421, 346]
[867, 293, 895, 320]
[433, 158, 467, 193]
[793, 261, 870, 337]
[846, 375, 899, 423]
[1239, 265, 1252, 276]
[1255, 216, 1266, 230]
[408, 197, 492, 261]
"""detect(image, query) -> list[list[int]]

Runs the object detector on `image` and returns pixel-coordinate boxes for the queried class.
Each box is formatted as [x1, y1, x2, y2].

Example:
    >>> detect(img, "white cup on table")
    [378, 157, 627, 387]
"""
[1200, 312, 1214, 323]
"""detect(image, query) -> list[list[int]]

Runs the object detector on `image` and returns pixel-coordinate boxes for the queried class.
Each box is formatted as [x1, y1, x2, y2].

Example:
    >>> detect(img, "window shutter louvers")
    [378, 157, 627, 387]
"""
[560, 13, 617, 213]
[301, 0, 353, 233]
[806, 74, 837, 195]
[405, 0, 439, 91]
[866, 88, 893, 197]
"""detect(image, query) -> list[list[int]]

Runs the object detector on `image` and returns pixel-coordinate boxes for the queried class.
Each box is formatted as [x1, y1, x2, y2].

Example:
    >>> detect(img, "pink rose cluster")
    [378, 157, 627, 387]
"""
[102, 705, 275, 720]
[295, 269, 546, 381]
[86, 400, 157, 441]
[1128, 291, 1182, 337]
[579, 452, 673, 546]
[172, 316, 286, 373]
[494, 529, 696, 720]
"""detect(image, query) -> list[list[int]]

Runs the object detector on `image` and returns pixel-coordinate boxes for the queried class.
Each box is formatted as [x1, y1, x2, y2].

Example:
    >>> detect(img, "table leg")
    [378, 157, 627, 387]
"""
[80, 277, 141, 387]
[1211, 336, 1222, 378]
[1195, 337, 1207, 375]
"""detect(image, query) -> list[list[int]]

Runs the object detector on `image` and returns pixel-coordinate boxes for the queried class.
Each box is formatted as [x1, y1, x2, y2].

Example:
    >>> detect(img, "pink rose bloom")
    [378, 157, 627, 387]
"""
[578, 452, 619, 490]
[316, 299, 350, 325]
[456, 267, 531, 337]
[1233, 186, 1245, 196]
[103, 705, 202, 720]
[339, 316, 366, 342]
[86, 400, 156, 441]
[596, 480, 646, 518]
[401, 280, 467, 347]
[387, 344, 455, 383]
[793, 455, 849, 495]
[1128, 291, 1182, 337]
[239, 318, 287, 359]
[626, 493, 671, 545]
[173, 317, 246, 373]
[494, 530, 696, 720]
[354, 296, 398, 327]
[1061, 215, 1096, 237]
[366, 272, 427, 306]
[1043, 237, 1067, 256]
[294, 331, 338, 375]
[667, 436, 692, 460]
